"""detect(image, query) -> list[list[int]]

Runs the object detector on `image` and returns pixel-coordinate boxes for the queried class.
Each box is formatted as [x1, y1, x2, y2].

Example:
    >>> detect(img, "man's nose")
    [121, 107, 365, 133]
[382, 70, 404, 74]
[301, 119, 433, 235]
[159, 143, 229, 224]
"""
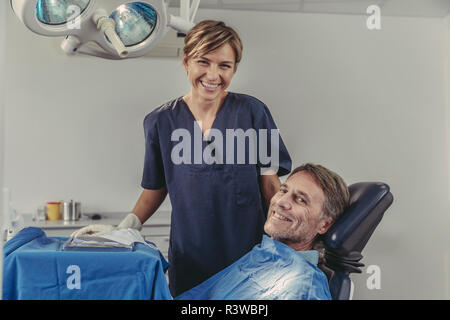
[275, 193, 291, 210]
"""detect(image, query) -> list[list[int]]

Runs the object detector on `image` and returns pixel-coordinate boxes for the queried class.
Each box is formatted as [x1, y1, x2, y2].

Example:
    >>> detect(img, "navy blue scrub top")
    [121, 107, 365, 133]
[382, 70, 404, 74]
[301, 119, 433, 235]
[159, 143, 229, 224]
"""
[141, 92, 292, 297]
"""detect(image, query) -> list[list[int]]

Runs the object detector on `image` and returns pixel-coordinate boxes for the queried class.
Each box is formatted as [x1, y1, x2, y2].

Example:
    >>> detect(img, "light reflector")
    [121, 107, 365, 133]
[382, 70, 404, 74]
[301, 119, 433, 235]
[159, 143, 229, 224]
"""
[109, 2, 158, 47]
[35, 0, 91, 25]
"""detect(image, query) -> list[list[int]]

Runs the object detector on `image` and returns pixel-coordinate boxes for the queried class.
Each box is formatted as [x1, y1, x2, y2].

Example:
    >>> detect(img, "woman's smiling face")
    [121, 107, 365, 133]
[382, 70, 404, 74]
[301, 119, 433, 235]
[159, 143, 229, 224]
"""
[183, 43, 236, 103]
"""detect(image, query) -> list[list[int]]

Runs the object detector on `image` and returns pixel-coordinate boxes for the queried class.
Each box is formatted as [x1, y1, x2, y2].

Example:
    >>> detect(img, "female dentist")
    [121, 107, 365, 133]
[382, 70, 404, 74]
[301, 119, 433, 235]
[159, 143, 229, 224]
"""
[72, 20, 291, 297]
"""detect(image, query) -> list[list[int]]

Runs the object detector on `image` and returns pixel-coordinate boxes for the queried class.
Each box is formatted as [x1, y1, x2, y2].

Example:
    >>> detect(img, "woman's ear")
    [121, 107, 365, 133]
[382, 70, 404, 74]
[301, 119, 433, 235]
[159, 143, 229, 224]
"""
[182, 53, 189, 71]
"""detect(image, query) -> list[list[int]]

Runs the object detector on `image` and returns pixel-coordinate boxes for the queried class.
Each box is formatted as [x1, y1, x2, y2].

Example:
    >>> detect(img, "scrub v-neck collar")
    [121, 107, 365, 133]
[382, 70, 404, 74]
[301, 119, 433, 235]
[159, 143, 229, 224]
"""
[180, 92, 231, 141]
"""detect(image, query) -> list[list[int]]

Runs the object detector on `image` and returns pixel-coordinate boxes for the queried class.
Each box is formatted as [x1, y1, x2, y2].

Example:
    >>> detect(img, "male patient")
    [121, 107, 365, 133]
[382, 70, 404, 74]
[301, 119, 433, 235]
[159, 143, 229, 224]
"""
[176, 163, 350, 300]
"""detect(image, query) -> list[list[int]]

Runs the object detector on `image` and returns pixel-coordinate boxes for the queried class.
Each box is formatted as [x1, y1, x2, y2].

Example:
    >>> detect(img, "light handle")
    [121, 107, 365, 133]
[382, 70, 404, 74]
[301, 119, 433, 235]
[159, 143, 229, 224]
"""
[92, 9, 128, 58]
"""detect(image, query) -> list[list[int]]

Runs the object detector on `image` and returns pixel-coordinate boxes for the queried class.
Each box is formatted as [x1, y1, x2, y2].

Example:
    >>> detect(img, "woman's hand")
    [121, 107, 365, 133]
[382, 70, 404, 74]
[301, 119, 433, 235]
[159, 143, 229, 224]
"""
[70, 224, 116, 238]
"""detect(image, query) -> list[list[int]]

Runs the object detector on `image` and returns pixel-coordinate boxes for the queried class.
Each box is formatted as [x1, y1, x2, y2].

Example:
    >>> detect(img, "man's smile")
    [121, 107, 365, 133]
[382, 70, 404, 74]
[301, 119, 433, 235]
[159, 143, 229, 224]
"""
[271, 210, 292, 222]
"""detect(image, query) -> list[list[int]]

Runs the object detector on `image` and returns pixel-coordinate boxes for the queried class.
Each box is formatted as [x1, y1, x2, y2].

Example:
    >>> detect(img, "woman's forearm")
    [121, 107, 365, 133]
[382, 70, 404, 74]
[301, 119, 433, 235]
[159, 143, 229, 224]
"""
[132, 187, 168, 223]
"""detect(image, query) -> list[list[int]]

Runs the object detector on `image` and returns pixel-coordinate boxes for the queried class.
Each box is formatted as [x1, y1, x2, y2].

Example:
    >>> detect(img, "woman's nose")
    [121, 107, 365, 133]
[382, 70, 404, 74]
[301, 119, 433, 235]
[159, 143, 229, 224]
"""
[206, 65, 220, 80]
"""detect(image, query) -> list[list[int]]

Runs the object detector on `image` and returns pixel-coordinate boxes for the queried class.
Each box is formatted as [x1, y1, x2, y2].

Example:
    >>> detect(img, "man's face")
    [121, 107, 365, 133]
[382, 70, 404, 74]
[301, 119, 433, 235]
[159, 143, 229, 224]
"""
[264, 171, 333, 250]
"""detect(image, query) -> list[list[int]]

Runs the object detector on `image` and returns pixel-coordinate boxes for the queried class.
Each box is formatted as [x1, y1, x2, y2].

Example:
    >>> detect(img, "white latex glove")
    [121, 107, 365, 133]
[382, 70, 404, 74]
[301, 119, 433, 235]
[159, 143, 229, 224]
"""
[70, 224, 115, 238]
[70, 213, 142, 238]
[117, 213, 143, 231]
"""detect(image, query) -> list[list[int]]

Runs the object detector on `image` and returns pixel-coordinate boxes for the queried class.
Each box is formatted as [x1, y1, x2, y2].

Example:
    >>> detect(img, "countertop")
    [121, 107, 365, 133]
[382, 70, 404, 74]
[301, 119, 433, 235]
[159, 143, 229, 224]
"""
[23, 210, 171, 230]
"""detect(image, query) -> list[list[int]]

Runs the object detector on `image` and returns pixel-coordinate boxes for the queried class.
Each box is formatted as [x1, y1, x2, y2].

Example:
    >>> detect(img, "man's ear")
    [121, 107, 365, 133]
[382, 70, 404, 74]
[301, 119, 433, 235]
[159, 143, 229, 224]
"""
[317, 218, 333, 235]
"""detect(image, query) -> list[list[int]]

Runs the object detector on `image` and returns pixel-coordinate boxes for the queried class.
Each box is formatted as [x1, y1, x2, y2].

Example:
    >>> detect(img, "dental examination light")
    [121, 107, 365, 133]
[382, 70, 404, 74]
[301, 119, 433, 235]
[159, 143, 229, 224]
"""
[10, 0, 200, 59]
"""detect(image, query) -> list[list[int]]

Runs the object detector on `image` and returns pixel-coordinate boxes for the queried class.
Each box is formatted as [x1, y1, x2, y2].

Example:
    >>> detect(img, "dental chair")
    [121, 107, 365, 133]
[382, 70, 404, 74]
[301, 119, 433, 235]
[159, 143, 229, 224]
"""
[319, 182, 394, 300]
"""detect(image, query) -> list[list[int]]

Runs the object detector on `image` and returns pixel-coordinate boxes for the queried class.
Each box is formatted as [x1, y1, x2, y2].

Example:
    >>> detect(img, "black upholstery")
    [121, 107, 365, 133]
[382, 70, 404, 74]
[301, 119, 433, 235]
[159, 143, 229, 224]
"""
[319, 182, 393, 300]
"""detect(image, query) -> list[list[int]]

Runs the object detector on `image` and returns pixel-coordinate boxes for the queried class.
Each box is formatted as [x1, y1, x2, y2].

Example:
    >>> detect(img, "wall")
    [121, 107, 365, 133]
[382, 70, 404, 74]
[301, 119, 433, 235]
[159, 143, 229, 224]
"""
[0, 0, 7, 216]
[444, 12, 450, 300]
[0, 0, 7, 300]
[4, 7, 450, 299]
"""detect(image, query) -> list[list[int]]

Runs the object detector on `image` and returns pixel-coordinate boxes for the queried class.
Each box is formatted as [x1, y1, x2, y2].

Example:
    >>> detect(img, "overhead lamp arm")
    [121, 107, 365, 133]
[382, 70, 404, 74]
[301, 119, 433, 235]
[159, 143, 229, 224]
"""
[167, 0, 200, 34]
[189, 0, 200, 22]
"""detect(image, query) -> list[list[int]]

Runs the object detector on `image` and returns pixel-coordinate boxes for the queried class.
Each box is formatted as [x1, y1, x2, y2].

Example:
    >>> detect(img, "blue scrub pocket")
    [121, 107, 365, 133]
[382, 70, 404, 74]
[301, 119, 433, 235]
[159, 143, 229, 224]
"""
[233, 164, 261, 206]
[187, 163, 226, 175]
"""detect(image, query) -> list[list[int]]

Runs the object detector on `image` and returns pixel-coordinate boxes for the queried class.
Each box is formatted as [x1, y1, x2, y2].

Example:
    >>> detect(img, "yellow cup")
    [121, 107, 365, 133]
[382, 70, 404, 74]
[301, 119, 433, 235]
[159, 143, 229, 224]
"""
[46, 202, 61, 220]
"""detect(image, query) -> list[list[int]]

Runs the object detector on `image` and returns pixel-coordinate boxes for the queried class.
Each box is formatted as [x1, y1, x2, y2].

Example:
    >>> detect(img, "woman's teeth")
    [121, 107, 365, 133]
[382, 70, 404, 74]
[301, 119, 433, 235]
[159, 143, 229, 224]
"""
[201, 81, 220, 88]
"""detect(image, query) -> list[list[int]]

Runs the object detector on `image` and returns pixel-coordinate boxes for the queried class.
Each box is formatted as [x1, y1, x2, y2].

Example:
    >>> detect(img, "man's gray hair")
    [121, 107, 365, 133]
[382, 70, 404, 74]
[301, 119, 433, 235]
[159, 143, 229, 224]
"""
[288, 163, 350, 222]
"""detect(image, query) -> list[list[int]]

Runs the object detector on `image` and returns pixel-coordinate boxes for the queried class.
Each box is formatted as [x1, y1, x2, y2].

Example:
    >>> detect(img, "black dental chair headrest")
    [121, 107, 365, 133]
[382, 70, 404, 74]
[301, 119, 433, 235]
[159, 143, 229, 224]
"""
[319, 182, 393, 300]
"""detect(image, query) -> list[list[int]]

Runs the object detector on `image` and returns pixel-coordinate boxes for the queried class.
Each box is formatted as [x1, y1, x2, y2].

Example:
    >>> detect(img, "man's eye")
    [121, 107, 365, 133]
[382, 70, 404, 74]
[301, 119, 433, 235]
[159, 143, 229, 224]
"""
[280, 189, 287, 193]
[297, 197, 305, 203]
[198, 60, 208, 65]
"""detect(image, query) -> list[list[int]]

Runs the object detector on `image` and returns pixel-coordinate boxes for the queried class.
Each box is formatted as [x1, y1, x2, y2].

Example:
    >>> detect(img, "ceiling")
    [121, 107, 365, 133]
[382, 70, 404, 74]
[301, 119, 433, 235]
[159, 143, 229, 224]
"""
[168, 0, 450, 18]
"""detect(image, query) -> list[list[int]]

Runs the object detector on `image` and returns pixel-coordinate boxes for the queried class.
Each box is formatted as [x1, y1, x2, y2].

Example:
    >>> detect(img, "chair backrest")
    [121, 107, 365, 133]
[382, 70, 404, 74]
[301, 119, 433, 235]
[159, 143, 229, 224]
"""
[319, 182, 393, 300]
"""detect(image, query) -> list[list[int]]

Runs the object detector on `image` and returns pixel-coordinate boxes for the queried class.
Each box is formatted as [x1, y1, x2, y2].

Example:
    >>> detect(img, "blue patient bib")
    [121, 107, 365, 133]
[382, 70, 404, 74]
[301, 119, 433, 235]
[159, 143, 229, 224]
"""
[176, 236, 331, 300]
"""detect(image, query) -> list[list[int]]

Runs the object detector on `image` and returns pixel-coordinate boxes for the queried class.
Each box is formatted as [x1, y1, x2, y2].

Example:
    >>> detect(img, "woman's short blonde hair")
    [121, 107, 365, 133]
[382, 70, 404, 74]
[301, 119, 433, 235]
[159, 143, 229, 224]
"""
[183, 20, 243, 68]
